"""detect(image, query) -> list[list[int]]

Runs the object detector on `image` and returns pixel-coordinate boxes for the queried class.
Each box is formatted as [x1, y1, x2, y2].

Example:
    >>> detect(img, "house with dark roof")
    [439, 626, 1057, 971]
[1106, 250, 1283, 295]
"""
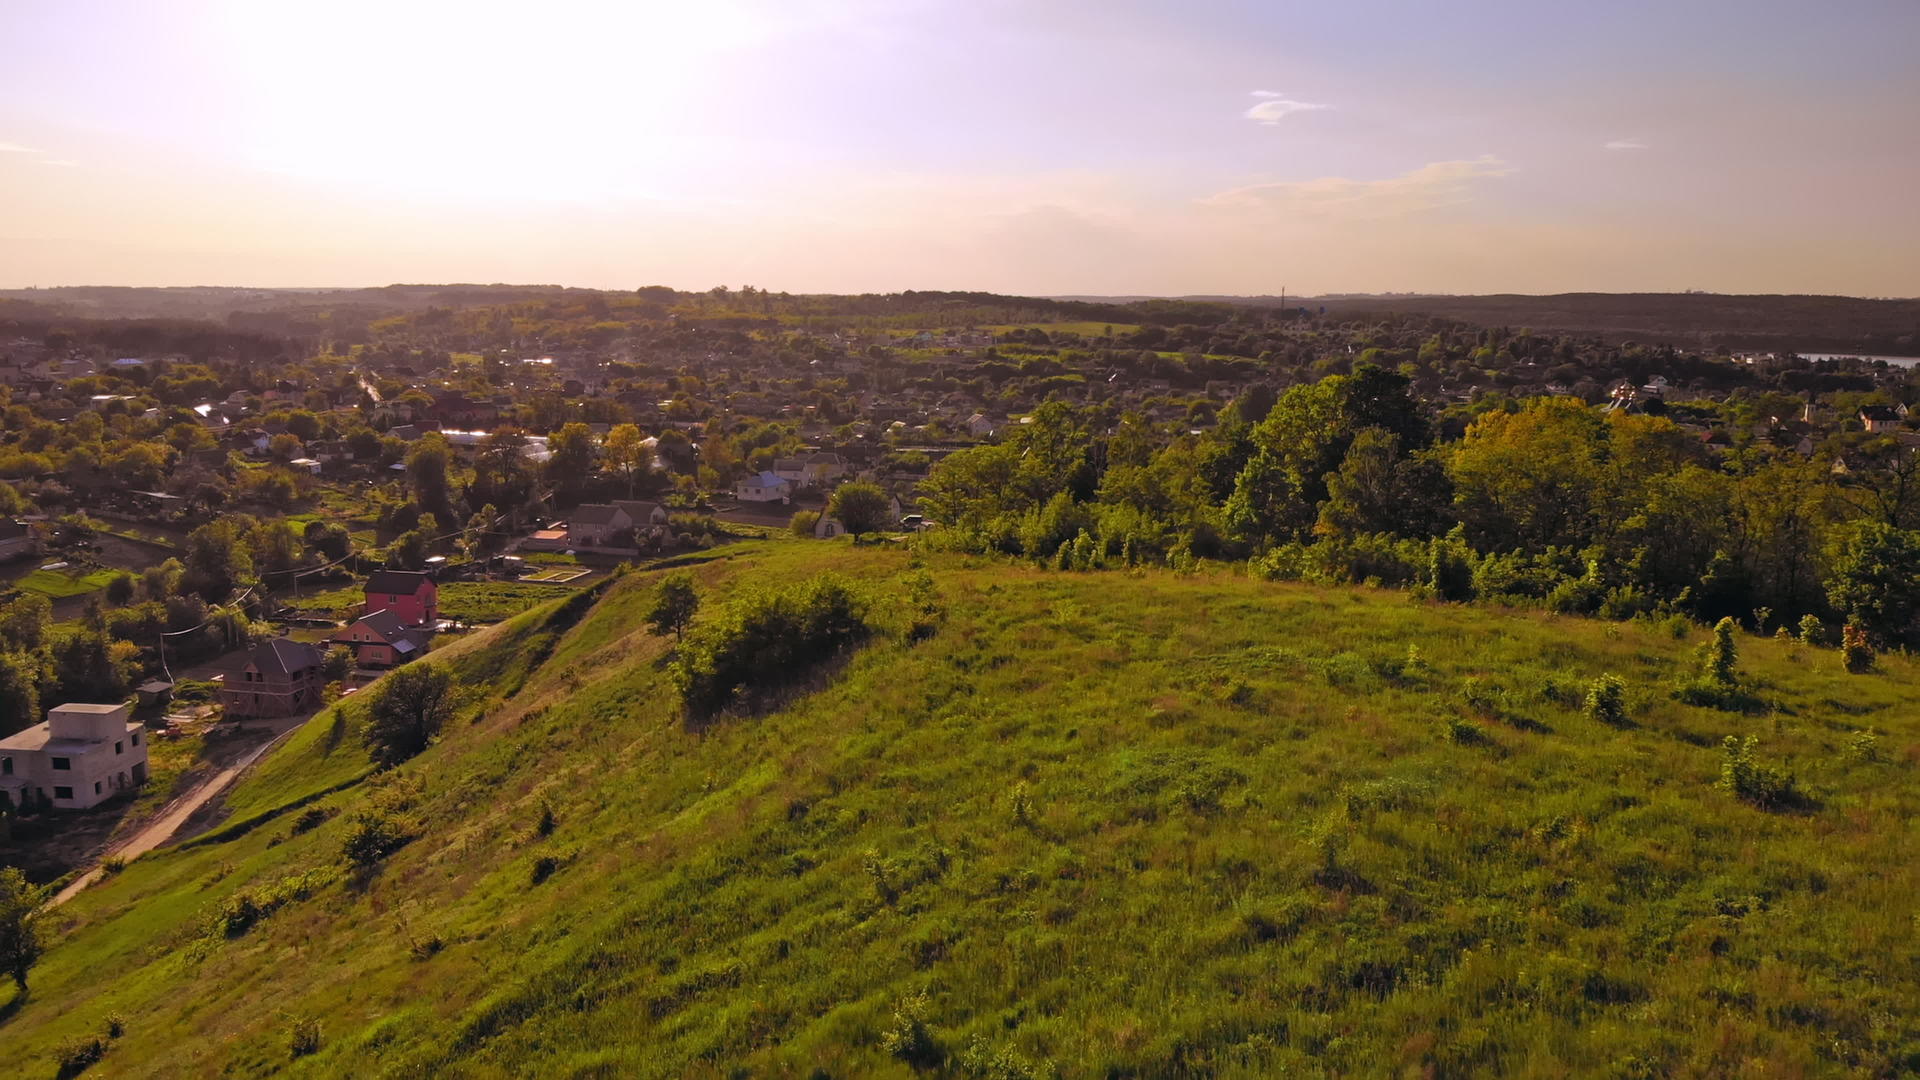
[333, 608, 431, 668]
[220, 638, 327, 718]
[1860, 405, 1902, 433]
[565, 501, 669, 549]
[364, 570, 439, 627]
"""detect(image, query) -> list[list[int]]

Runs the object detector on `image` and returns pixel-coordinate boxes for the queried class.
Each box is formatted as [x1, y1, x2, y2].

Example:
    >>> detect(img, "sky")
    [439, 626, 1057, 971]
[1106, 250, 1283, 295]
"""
[1, 0, 1917, 297]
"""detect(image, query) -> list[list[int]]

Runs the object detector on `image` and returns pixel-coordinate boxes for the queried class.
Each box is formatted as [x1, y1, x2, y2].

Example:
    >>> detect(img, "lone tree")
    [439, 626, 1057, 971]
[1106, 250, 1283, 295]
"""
[0, 865, 43, 994]
[828, 482, 892, 542]
[364, 664, 456, 767]
[648, 573, 699, 641]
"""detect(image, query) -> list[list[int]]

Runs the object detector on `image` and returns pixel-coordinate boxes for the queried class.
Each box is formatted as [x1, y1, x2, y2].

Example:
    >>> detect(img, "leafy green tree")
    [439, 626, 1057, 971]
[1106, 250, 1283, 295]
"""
[0, 865, 42, 992]
[1827, 520, 1920, 649]
[364, 664, 456, 767]
[545, 422, 597, 506]
[405, 434, 456, 524]
[0, 594, 52, 652]
[827, 482, 892, 541]
[647, 573, 700, 641]
[1448, 397, 1605, 553]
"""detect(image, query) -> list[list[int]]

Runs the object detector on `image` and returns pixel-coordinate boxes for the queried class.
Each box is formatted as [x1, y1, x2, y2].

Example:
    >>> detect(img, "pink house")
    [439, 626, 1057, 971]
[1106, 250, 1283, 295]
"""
[364, 570, 439, 627]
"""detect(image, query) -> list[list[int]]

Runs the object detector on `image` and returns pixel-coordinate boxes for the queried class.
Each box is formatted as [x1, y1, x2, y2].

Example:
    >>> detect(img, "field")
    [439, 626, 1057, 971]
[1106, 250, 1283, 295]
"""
[8, 565, 120, 599]
[7, 541, 1919, 1077]
[436, 580, 585, 622]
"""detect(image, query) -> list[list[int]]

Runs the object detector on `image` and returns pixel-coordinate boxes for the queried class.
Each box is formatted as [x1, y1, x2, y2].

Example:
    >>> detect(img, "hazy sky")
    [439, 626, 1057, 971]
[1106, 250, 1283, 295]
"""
[2, 0, 1916, 296]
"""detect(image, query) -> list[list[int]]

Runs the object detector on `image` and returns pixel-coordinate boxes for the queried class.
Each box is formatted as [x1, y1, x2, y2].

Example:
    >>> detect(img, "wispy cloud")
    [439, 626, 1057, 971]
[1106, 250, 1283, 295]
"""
[1244, 92, 1329, 125]
[0, 141, 45, 154]
[1203, 156, 1515, 220]
[1604, 139, 1649, 151]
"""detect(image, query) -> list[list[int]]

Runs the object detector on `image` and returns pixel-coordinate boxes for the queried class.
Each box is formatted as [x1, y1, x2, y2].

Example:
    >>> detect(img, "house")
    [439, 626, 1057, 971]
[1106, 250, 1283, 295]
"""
[287, 457, 323, 475]
[966, 413, 996, 438]
[364, 569, 439, 627]
[0, 518, 37, 562]
[221, 638, 328, 718]
[566, 501, 669, 549]
[771, 453, 849, 490]
[332, 609, 431, 668]
[0, 703, 149, 811]
[735, 471, 792, 503]
[1860, 406, 1901, 433]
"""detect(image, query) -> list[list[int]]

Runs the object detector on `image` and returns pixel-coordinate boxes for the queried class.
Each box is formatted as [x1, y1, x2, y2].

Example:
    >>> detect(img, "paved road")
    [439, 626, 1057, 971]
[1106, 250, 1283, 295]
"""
[50, 716, 309, 907]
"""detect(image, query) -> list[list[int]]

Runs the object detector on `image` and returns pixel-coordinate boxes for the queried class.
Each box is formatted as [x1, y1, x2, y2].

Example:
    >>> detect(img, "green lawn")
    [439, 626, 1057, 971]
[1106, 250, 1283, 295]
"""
[12, 543, 1920, 1077]
[437, 580, 585, 622]
[12, 566, 120, 598]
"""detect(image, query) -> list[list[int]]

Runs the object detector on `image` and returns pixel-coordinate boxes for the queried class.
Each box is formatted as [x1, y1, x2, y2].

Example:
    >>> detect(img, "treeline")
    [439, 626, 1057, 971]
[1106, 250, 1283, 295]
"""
[920, 366, 1920, 648]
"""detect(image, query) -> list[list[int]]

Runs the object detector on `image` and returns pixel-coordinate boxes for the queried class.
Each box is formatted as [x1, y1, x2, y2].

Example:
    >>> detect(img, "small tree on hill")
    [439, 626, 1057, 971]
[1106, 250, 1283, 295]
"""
[827, 482, 891, 542]
[1702, 617, 1739, 686]
[648, 573, 699, 641]
[1841, 623, 1874, 673]
[364, 664, 456, 768]
[0, 865, 43, 993]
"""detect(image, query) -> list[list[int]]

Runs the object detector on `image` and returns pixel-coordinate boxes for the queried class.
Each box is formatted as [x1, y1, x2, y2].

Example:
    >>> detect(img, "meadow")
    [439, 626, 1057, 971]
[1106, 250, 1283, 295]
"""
[6, 541, 1917, 1077]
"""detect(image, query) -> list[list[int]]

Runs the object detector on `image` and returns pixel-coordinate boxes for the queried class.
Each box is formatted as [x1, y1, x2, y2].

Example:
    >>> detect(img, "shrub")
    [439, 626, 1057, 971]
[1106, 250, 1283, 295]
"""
[1426, 535, 1475, 602]
[788, 510, 821, 537]
[1841, 623, 1873, 673]
[1717, 736, 1799, 809]
[291, 805, 333, 835]
[1458, 676, 1504, 720]
[1846, 730, 1881, 763]
[55, 1035, 107, 1078]
[1701, 617, 1739, 686]
[340, 811, 416, 869]
[1582, 675, 1628, 726]
[1442, 716, 1489, 745]
[671, 575, 870, 721]
[534, 801, 557, 838]
[530, 854, 560, 885]
[287, 1017, 322, 1059]
[1797, 614, 1825, 646]
[104, 1015, 125, 1039]
[409, 934, 444, 960]
[880, 988, 942, 1067]
[99, 855, 127, 876]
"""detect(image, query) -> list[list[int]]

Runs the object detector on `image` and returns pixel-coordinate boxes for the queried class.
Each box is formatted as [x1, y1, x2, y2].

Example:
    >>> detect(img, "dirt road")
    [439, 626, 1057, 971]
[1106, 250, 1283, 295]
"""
[50, 715, 309, 907]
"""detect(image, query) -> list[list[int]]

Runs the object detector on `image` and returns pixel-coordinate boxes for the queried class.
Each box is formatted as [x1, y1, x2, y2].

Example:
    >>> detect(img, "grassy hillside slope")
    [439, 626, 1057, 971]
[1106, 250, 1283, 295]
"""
[9, 541, 1920, 1077]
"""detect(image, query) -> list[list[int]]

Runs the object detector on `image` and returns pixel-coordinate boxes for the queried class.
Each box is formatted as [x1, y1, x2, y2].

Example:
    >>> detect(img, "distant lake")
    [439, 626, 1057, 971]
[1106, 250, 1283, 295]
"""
[1801, 352, 1920, 368]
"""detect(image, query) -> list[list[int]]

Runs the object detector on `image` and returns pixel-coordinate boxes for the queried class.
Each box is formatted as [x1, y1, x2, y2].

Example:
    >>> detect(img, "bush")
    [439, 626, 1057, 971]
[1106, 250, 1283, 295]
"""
[1701, 617, 1739, 686]
[880, 988, 942, 1067]
[671, 575, 870, 721]
[291, 805, 334, 835]
[55, 1035, 107, 1079]
[287, 1017, 322, 1059]
[340, 811, 416, 870]
[1797, 614, 1825, 646]
[788, 510, 821, 537]
[530, 854, 560, 885]
[1841, 623, 1873, 673]
[1717, 736, 1800, 810]
[1582, 675, 1628, 726]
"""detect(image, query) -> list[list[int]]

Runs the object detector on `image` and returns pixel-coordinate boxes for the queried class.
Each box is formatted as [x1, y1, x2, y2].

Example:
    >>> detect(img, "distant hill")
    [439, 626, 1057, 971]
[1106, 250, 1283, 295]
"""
[10, 541, 1918, 1076]
[1059, 291, 1920, 355]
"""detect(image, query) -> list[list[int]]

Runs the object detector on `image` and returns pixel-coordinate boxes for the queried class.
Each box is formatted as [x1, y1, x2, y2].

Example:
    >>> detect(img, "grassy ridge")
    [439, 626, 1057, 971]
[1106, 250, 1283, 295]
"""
[9, 542, 1920, 1077]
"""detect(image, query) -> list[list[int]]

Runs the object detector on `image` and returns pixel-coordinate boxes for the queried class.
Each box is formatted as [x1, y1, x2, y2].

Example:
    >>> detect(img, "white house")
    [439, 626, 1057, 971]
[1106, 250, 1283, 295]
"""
[0, 703, 149, 812]
[735, 471, 792, 503]
[772, 452, 849, 490]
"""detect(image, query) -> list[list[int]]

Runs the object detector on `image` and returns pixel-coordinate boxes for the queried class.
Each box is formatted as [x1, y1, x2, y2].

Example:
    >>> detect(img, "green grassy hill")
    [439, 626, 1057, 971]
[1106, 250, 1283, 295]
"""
[9, 541, 1920, 1077]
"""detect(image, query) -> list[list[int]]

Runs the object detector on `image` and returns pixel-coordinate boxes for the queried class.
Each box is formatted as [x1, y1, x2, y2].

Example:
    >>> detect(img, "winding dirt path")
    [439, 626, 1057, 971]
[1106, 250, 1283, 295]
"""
[50, 717, 307, 907]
